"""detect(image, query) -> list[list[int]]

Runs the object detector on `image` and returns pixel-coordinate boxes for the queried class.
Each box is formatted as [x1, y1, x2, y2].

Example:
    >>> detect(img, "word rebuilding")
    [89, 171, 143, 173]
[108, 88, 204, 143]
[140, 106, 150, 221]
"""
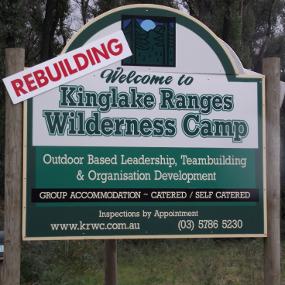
[43, 83, 249, 143]
[3, 30, 132, 104]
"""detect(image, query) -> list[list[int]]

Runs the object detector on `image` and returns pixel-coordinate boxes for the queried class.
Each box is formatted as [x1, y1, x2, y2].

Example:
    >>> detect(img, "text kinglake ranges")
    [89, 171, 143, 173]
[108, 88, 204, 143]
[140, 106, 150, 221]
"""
[42, 68, 249, 143]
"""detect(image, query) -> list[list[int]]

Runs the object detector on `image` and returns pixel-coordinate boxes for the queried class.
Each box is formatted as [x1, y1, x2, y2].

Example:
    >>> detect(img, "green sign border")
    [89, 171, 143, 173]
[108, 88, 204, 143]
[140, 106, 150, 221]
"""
[22, 4, 266, 240]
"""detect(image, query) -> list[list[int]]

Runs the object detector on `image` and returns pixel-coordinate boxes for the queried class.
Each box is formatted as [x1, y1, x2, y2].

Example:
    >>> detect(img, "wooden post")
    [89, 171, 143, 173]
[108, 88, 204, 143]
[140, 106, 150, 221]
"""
[104, 240, 117, 285]
[1, 48, 25, 285]
[263, 57, 281, 285]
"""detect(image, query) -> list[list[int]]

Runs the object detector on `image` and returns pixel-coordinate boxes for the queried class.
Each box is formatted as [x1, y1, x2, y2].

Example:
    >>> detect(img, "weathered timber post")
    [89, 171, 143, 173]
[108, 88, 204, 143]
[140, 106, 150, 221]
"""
[1, 48, 25, 285]
[263, 57, 281, 285]
[104, 240, 117, 285]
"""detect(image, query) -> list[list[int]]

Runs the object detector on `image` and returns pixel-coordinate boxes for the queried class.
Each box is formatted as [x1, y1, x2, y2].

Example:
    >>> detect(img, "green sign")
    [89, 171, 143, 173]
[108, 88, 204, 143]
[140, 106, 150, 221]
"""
[23, 5, 266, 240]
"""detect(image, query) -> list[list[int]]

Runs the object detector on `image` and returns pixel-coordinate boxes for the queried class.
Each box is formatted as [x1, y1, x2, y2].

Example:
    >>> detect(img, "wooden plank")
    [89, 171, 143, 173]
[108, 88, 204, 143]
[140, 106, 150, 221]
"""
[1, 48, 25, 285]
[263, 57, 281, 285]
[104, 240, 117, 285]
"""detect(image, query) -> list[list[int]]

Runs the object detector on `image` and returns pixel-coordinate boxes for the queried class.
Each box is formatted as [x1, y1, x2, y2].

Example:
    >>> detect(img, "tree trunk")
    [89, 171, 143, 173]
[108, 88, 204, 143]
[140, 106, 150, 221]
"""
[40, 0, 59, 61]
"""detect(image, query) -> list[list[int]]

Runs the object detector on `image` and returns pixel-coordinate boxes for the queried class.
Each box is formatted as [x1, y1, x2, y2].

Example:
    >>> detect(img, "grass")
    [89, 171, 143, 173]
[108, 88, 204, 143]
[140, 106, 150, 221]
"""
[20, 238, 285, 285]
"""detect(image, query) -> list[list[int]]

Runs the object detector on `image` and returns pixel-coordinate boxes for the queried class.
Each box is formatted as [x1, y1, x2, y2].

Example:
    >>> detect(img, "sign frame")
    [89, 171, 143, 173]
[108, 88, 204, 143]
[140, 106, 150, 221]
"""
[22, 4, 267, 240]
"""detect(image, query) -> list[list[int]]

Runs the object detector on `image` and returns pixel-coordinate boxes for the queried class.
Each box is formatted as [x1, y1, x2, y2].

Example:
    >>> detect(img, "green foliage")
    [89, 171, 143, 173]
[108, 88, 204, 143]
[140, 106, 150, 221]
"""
[88, 0, 177, 18]
[181, 0, 248, 66]
[21, 240, 105, 285]
[0, 0, 28, 47]
[117, 239, 264, 285]
[181, 0, 285, 71]
[21, 239, 285, 285]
